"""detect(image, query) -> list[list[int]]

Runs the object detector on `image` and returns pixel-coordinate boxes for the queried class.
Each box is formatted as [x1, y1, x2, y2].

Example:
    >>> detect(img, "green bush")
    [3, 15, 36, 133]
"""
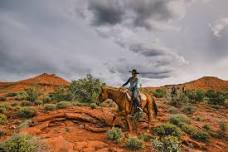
[168, 107, 178, 114]
[154, 123, 182, 137]
[56, 101, 71, 109]
[125, 137, 144, 150]
[182, 105, 196, 115]
[206, 90, 225, 105]
[0, 97, 6, 101]
[89, 103, 97, 109]
[5, 92, 17, 97]
[43, 96, 52, 103]
[186, 90, 205, 103]
[20, 101, 33, 106]
[44, 104, 56, 111]
[191, 131, 209, 142]
[24, 88, 38, 102]
[153, 88, 166, 98]
[0, 114, 7, 124]
[34, 100, 43, 105]
[152, 136, 181, 152]
[0, 107, 7, 113]
[0, 134, 39, 152]
[169, 114, 190, 127]
[15, 92, 27, 101]
[17, 107, 37, 118]
[217, 122, 226, 138]
[138, 133, 151, 142]
[202, 124, 211, 132]
[0, 103, 10, 113]
[69, 74, 103, 102]
[49, 87, 72, 102]
[107, 127, 122, 143]
[180, 123, 197, 135]
[18, 120, 32, 130]
[169, 92, 187, 107]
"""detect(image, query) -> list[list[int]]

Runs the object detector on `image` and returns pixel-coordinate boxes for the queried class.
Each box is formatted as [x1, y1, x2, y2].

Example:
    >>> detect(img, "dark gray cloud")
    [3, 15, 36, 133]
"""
[86, 0, 186, 30]
[88, 0, 124, 26]
[0, 0, 228, 86]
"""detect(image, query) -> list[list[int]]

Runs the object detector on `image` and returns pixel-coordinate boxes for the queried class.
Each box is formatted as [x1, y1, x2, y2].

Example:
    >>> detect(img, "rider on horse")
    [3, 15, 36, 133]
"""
[122, 69, 143, 112]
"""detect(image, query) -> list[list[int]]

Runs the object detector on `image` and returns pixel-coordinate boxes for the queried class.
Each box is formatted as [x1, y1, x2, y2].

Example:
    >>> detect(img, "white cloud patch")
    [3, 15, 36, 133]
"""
[209, 17, 228, 37]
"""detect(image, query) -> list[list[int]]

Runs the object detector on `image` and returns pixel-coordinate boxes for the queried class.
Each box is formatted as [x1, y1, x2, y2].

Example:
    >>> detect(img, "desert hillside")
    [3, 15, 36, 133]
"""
[0, 73, 69, 96]
[0, 74, 227, 152]
[162, 76, 228, 91]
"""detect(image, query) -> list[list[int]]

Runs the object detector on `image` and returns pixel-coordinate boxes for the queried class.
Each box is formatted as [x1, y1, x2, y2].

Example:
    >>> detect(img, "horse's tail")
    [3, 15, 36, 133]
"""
[151, 96, 158, 117]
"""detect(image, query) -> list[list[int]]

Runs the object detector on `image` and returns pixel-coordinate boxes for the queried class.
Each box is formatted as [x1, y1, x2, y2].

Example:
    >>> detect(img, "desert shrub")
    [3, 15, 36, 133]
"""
[0, 130, 6, 136]
[181, 105, 196, 115]
[217, 122, 226, 138]
[206, 90, 225, 105]
[49, 87, 72, 102]
[15, 92, 27, 101]
[202, 124, 211, 132]
[0, 97, 6, 101]
[0, 114, 7, 124]
[17, 107, 37, 118]
[153, 88, 166, 98]
[191, 130, 209, 142]
[107, 127, 122, 143]
[43, 96, 52, 103]
[69, 74, 103, 103]
[169, 92, 188, 107]
[18, 120, 32, 130]
[0, 103, 10, 113]
[5, 92, 17, 97]
[180, 123, 197, 135]
[125, 137, 144, 150]
[89, 103, 97, 109]
[34, 100, 43, 105]
[44, 104, 56, 111]
[154, 123, 182, 137]
[168, 106, 178, 114]
[0, 107, 7, 113]
[138, 133, 151, 142]
[56, 101, 71, 109]
[152, 136, 181, 152]
[169, 114, 190, 127]
[20, 101, 33, 106]
[186, 90, 205, 103]
[0, 134, 39, 152]
[24, 88, 38, 102]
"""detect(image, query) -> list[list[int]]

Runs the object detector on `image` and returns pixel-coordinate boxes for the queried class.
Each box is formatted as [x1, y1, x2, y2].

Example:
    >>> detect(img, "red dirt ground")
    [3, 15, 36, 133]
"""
[0, 74, 228, 152]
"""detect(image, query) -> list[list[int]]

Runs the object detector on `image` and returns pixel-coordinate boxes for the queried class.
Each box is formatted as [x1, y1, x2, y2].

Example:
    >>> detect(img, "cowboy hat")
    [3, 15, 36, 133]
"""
[129, 69, 139, 74]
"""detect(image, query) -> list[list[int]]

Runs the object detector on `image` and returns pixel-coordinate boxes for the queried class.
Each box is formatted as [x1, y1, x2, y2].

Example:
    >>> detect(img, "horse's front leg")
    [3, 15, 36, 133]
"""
[126, 115, 133, 133]
[112, 115, 117, 127]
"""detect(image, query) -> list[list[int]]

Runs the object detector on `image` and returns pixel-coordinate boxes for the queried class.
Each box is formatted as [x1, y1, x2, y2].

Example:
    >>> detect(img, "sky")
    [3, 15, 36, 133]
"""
[0, 0, 228, 86]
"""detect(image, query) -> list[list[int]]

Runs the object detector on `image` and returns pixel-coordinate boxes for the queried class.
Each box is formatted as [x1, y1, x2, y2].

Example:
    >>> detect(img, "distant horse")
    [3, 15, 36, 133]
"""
[98, 86, 158, 132]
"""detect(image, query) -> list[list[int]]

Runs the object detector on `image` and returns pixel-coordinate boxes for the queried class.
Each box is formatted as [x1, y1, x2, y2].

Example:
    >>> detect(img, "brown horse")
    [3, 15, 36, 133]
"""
[98, 86, 158, 132]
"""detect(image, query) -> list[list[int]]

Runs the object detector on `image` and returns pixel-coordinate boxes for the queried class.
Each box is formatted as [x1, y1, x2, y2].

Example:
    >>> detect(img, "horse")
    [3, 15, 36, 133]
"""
[98, 86, 158, 132]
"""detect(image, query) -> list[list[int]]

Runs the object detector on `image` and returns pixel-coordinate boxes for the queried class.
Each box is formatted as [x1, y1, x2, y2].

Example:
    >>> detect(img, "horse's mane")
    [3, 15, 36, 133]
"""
[102, 86, 127, 94]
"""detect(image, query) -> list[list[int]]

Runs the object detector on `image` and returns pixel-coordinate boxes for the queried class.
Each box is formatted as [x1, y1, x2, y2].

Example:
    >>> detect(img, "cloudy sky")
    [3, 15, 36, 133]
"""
[0, 0, 228, 86]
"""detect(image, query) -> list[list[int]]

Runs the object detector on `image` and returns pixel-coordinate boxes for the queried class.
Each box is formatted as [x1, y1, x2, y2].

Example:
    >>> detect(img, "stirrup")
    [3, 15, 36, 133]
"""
[137, 107, 143, 112]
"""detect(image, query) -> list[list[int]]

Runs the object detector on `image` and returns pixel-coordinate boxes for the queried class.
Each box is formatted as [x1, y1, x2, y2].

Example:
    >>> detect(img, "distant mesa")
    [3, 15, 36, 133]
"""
[165, 76, 228, 91]
[0, 73, 69, 96]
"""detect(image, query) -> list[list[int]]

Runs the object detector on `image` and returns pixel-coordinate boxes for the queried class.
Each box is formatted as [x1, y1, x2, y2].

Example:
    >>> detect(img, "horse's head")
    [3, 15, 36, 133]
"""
[97, 86, 109, 103]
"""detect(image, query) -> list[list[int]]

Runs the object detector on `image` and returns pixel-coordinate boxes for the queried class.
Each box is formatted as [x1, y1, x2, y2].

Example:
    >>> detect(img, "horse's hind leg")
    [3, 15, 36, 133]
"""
[126, 115, 133, 133]
[147, 102, 153, 129]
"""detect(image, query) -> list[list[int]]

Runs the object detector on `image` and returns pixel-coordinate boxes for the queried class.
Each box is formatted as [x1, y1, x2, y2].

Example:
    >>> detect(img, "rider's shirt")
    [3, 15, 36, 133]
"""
[122, 77, 139, 91]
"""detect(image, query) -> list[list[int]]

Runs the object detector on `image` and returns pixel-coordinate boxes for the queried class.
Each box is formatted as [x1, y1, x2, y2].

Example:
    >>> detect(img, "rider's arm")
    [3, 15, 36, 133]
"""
[122, 78, 130, 87]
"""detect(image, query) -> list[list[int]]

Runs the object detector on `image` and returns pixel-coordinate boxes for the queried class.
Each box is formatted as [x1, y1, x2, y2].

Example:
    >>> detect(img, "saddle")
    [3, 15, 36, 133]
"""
[124, 90, 147, 103]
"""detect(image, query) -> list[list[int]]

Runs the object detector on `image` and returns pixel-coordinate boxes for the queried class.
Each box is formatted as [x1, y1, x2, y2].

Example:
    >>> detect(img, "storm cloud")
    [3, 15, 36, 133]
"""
[0, 0, 228, 86]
